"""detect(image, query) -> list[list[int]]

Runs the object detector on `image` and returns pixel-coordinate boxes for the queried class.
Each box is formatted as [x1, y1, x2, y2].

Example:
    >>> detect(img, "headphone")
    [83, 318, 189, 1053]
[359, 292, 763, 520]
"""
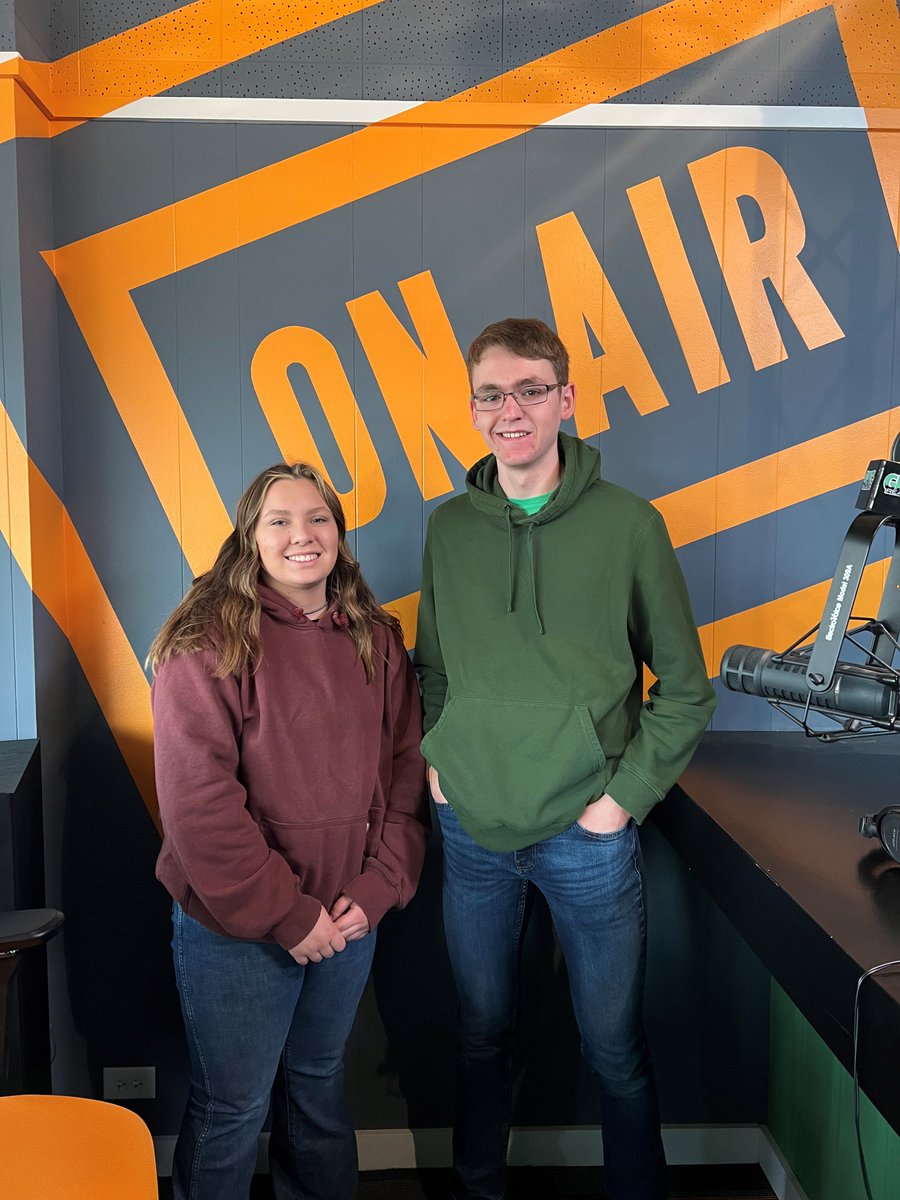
[859, 807, 900, 864]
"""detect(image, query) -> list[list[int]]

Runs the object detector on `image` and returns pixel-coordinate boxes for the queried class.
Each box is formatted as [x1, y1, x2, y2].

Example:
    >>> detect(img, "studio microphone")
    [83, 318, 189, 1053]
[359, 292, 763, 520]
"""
[720, 644, 899, 726]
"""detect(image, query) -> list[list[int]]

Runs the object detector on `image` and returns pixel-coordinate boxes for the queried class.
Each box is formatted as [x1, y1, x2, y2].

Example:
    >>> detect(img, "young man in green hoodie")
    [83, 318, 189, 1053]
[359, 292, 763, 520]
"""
[414, 318, 716, 1200]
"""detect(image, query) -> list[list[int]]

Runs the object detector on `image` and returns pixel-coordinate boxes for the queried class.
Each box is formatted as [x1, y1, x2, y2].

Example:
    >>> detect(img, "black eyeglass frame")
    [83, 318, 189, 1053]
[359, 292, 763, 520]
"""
[470, 382, 566, 411]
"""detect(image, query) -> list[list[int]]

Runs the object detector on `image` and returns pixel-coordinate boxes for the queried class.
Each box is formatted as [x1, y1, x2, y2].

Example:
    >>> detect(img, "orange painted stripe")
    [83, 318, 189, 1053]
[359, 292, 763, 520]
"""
[0, 401, 158, 826]
[702, 558, 889, 680]
[0, 0, 387, 134]
[51, 0, 386, 120]
[0, 71, 56, 144]
[0, 79, 14, 159]
[385, 591, 419, 651]
[450, 0, 827, 106]
[0, 394, 30, 584]
[831, 0, 900, 246]
[44, 212, 233, 576]
[654, 405, 900, 549]
[3, 0, 845, 140]
[1, 0, 895, 157]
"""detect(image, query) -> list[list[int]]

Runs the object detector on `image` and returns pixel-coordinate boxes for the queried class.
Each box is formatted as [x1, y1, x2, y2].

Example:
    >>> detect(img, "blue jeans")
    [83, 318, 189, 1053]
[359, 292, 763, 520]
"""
[436, 805, 667, 1200]
[171, 903, 376, 1200]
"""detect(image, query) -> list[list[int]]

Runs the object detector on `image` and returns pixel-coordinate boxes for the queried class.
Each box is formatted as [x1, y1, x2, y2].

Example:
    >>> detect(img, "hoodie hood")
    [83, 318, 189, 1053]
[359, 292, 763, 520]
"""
[463, 433, 602, 630]
[257, 582, 348, 630]
[464, 432, 601, 523]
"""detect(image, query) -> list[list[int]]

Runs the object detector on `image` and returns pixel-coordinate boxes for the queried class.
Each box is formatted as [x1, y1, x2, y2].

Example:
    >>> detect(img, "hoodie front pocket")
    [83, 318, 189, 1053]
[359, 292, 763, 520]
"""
[421, 697, 605, 835]
[259, 815, 370, 906]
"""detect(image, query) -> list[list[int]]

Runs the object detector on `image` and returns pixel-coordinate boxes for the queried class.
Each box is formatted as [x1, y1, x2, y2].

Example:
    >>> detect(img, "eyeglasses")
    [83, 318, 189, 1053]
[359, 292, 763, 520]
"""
[470, 382, 564, 411]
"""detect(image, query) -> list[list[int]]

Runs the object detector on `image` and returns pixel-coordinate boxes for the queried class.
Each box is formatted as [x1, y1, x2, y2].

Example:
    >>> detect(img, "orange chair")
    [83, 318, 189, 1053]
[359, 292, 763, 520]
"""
[0, 1093, 158, 1198]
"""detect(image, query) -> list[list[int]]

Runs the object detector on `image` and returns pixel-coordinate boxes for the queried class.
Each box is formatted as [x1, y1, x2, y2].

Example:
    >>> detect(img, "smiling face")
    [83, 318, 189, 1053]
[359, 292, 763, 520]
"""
[254, 477, 339, 609]
[470, 345, 576, 497]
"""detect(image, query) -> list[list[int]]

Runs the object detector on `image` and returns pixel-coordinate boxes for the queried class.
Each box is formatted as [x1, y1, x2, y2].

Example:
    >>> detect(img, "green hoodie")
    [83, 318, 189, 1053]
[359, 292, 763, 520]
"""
[414, 433, 716, 851]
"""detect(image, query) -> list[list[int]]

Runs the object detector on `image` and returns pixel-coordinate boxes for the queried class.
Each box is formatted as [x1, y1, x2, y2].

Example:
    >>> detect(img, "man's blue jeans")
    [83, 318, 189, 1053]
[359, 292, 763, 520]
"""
[436, 805, 667, 1200]
[171, 903, 375, 1200]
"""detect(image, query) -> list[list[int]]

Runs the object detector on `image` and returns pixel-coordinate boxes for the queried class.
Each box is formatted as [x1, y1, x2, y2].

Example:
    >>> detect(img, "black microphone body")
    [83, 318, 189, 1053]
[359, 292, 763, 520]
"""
[721, 644, 899, 725]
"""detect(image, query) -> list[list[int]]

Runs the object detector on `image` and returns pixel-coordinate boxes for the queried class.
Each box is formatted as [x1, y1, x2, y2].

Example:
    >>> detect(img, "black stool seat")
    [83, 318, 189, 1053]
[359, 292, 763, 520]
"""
[0, 910, 64, 955]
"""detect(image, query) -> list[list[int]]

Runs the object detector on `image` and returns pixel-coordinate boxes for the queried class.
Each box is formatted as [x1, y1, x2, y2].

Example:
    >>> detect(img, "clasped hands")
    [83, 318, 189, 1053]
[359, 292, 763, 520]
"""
[289, 895, 369, 966]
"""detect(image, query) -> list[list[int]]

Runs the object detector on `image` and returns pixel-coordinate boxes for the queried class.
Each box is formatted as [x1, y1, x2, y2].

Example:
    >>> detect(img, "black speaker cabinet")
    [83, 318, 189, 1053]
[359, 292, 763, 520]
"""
[0, 740, 52, 1093]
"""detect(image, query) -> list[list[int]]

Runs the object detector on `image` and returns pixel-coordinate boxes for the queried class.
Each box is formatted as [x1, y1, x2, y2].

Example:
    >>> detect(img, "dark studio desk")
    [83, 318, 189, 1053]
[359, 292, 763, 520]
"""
[653, 732, 900, 1137]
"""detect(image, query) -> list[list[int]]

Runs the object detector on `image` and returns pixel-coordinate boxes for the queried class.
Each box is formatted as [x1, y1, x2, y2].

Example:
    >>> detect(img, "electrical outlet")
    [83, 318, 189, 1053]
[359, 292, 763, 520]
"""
[102, 1066, 156, 1100]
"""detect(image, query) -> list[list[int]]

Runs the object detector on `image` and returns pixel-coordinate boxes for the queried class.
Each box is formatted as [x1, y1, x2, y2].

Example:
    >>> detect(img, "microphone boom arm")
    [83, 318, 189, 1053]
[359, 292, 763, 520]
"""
[805, 511, 900, 691]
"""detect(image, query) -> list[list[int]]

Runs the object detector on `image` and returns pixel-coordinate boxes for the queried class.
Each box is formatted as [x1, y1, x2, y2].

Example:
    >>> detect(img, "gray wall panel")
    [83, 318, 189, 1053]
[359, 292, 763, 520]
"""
[171, 119, 236, 206]
[56, 291, 186, 672]
[234, 119, 346, 179]
[173, 255, 240, 570]
[603, 128, 722, 497]
[0, 139, 37, 740]
[44, 0, 76, 57]
[51, 121, 175, 247]
[501, 0, 640, 64]
[777, 71, 860, 106]
[422, 138, 528, 356]
[13, 6, 47, 59]
[772, 486, 864, 629]
[778, 10, 852, 72]
[362, 62, 496, 101]
[247, 9, 363, 62]
[221, 59, 363, 100]
[164, 65, 223, 98]
[612, 11, 856, 106]
[775, 130, 897, 451]
[351, 171, 427, 601]
[10, 570, 36, 735]
[0, 0, 13, 49]
[166, 8, 364, 98]
[15, 137, 62, 495]
[363, 0, 502, 66]
[0, 144, 25, 429]
[79, 0, 191, 50]
[0, 543, 19, 736]
[708, 487, 864, 624]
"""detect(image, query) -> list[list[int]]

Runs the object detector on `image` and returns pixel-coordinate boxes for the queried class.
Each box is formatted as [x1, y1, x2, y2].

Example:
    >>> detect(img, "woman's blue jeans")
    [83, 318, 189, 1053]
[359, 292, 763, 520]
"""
[171, 903, 375, 1200]
[436, 805, 667, 1200]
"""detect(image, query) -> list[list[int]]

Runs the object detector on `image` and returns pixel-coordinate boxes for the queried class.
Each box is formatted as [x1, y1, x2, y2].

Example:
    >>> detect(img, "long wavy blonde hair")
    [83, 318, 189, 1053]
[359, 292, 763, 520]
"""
[147, 462, 401, 681]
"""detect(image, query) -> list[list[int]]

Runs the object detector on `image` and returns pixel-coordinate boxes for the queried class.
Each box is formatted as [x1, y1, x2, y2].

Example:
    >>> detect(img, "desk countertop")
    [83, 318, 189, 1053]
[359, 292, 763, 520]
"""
[654, 731, 900, 1136]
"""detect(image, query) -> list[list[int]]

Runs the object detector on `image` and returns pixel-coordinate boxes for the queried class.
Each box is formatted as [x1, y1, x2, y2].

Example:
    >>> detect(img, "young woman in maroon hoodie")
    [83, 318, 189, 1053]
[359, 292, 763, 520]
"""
[148, 462, 428, 1200]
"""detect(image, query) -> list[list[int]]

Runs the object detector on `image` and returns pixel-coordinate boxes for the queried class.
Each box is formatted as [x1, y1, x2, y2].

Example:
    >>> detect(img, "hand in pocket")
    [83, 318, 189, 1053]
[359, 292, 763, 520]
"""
[577, 793, 631, 834]
[428, 764, 450, 805]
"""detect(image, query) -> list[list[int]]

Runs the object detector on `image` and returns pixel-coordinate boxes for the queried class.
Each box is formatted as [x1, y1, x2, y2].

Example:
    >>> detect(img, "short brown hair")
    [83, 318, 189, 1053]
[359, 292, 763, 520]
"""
[466, 318, 569, 388]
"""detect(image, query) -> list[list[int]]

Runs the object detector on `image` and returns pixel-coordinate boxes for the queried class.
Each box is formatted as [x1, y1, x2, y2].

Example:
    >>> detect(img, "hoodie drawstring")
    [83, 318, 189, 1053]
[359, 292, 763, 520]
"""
[504, 507, 545, 635]
[526, 523, 544, 635]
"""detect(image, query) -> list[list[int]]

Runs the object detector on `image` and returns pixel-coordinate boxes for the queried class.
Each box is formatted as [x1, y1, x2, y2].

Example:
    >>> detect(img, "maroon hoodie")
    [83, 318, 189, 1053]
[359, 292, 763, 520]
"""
[152, 584, 428, 950]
